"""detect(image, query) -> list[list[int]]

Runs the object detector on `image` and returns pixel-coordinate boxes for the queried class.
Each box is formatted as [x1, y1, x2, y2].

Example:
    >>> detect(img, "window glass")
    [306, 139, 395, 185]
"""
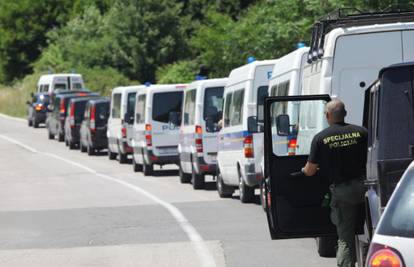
[204, 87, 224, 132]
[270, 99, 328, 156]
[126, 92, 136, 123]
[73, 83, 83, 90]
[223, 92, 232, 127]
[74, 101, 88, 123]
[230, 89, 244, 126]
[112, 93, 122, 118]
[43, 85, 50, 92]
[377, 169, 414, 238]
[135, 94, 146, 124]
[96, 103, 110, 126]
[257, 86, 269, 123]
[84, 103, 90, 119]
[54, 83, 67, 90]
[183, 90, 196, 125]
[152, 91, 183, 123]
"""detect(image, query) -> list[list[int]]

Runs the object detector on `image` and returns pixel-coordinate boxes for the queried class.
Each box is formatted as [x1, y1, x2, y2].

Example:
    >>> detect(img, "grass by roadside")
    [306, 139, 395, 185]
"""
[0, 74, 40, 118]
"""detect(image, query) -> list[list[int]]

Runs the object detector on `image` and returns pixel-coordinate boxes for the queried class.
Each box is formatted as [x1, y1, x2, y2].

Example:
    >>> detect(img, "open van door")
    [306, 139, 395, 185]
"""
[264, 94, 337, 239]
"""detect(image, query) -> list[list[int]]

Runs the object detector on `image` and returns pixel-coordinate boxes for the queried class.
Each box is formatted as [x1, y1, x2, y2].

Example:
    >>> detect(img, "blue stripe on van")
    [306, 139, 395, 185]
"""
[218, 130, 250, 151]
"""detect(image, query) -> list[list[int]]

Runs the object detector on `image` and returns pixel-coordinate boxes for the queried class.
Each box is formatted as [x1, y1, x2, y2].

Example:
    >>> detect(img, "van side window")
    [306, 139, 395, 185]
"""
[230, 89, 244, 126]
[135, 94, 146, 124]
[127, 92, 136, 121]
[270, 81, 290, 96]
[183, 89, 196, 125]
[257, 86, 268, 123]
[223, 92, 233, 127]
[43, 85, 49, 92]
[112, 93, 122, 118]
[54, 83, 67, 90]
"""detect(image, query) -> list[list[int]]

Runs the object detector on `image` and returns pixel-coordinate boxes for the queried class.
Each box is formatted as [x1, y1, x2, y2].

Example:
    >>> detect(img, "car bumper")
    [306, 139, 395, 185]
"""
[243, 162, 263, 187]
[33, 112, 47, 123]
[119, 139, 133, 155]
[144, 148, 179, 165]
[192, 153, 217, 175]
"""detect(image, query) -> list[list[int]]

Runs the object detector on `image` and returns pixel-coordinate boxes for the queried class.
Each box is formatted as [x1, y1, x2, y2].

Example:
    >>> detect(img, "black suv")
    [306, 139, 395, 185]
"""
[64, 96, 101, 149]
[46, 90, 98, 141]
[80, 98, 110, 155]
[27, 93, 50, 128]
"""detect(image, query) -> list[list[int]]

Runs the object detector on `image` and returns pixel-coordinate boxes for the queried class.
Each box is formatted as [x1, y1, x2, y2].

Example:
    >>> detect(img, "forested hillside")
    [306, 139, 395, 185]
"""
[0, 0, 404, 96]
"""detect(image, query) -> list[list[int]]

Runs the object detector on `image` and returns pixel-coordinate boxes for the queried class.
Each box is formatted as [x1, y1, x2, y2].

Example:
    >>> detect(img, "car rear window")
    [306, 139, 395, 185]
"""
[152, 91, 183, 123]
[74, 101, 88, 123]
[377, 168, 414, 238]
[95, 103, 109, 125]
[126, 92, 136, 122]
[203, 87, 224, 132]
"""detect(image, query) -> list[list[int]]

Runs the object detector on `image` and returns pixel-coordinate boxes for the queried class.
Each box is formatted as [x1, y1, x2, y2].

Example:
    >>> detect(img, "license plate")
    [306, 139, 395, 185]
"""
[158, 148, 177, 155]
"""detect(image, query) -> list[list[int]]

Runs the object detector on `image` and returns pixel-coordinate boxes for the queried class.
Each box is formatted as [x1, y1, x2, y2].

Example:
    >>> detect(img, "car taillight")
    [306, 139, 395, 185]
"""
[69, 103, 75, 128]
[35, 103, 43, 111]
[367, 243, 404, 267]
[145, 124, 152, 147]
[288, 139, 297, 156]
[59, 99, 65, 114]
[90, 105, 96, 133]
[195, 125, 203, 155]
[121, 126, 127, 138]
[244, 134, 254, 158]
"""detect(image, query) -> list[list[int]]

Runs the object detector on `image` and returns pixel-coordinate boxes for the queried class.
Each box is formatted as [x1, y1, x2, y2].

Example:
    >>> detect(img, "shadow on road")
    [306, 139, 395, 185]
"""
[152, 169, 179, 177]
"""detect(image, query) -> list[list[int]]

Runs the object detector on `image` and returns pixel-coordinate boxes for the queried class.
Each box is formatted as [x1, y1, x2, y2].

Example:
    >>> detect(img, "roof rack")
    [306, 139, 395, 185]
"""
[307, 8, 414, 63]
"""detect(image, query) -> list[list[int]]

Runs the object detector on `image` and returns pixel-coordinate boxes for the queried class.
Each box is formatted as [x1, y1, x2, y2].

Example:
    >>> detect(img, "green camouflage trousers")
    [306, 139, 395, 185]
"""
[330, 179, 365, 267]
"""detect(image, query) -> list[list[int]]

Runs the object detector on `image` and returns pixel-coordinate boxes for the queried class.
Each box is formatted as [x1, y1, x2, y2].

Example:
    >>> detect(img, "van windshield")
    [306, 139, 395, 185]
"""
[203, 87, 224, 132]
[54, 83, 67, 90]
[152, 91, 183, 123]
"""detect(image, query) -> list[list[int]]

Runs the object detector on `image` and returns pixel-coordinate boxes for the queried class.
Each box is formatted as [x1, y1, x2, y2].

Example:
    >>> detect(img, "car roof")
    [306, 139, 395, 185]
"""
[88, 97, 110, 104]
[69, 95, 102, 103]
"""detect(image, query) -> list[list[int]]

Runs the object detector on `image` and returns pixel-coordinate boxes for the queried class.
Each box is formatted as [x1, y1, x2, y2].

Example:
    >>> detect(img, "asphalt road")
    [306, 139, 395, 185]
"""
[0, 114, 336, 267]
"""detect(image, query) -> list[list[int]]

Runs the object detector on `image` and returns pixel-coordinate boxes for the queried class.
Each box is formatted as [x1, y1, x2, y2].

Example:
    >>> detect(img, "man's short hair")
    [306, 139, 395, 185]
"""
[326, 99, 347, 121]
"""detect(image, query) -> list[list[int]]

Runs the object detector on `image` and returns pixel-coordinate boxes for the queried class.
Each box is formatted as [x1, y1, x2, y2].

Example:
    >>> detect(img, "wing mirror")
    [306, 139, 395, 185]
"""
[247, 116, 258, 133]
[169, 111, 181, 127]
[275, 114, 291, 136]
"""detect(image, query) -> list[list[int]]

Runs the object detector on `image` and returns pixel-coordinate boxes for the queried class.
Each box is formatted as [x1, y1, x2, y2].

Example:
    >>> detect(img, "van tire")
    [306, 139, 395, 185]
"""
[28, 119, 33, 127]
[108, 148, 117, 160]
[192, 170, 205, 190]
[33, 121, 39, 128]
[179, 164, 191, 183]
[133, 158, 143, 172]
[48, 131, 54, 140]
[217, 170, 233, 198]
[58, 133, 64, 142]
[80, 143, 87, 153]
[143, 163, 153, 176]
[119, 153, 127, 164]
[316, 236, 337, 258]
[87, 145, 96, 156]
[239, 174, 255, 203]
[69, 141, 76, 150]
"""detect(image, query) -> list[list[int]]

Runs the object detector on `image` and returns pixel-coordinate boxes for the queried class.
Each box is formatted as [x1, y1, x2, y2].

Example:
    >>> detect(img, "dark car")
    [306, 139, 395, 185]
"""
[64, 96, 101, 149]
[27, 93, 50, 128]
[80, 98, 110, 155]
[46, 91, 98, 141]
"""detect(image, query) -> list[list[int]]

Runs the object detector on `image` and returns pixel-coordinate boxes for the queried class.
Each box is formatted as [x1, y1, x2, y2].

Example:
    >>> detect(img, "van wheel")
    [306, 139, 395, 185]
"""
[28, 119, 33, 127]
[69, 141, 76, 150]
[108, 148, 117, 160]
[133, 158, 143, 172]
[316, 236, 337, 258]
[239, 174, 255, 203]
[80, 143, 87, 153]
[48, 131, 54, 140]
[33, 121, 39, 128]
[143, 162, 153, 176]
[58, 133, 64, 142]
[179, 164, 191, 183]
[217, 170, 233, 198]
[87, 145, 96, 156]
[192, 167, 205, 190]
[119, 153, 128, 164]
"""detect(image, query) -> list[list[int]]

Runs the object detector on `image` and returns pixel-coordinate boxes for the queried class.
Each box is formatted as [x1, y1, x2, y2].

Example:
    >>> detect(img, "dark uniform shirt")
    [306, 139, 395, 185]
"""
[308, 122, 368, 185]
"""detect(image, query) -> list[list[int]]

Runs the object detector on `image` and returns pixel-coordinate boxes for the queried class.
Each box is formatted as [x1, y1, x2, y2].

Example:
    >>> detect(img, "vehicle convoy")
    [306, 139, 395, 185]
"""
[216, 59, 276, 203]
[37, 74, 84, 94]
[263, 63, 414, 266]
[27, 92, 50, 128]
[178, 78, 227, 189]
[132, 84, 186, 176]
[80, 98, 110, 155]
[64, 96, 100, 149]
[107, 86, 143, 163]
[46, 90, 98, 141]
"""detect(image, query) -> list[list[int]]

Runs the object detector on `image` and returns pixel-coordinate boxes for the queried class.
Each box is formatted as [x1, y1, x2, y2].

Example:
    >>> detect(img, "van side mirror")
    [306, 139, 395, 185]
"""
[276, 114, 291, 136]
[247, 116, 258, 133]
[169, 111, 181, 126]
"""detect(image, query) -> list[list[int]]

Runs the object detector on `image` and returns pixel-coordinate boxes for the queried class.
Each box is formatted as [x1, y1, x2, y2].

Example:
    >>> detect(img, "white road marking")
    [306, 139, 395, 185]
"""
[0, 113, 26, 123]
[0, 134, 217, 267]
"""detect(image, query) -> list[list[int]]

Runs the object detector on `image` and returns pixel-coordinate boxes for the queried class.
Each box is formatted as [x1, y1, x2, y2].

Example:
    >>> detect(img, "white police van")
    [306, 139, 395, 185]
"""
[132, 84, 186, 176]
[37, 74, 84, 94]
[262, 10, 414, 261]
[107, 85, 143, 163]
[178, 78, 228, 189]
[216, 59, 277, 203]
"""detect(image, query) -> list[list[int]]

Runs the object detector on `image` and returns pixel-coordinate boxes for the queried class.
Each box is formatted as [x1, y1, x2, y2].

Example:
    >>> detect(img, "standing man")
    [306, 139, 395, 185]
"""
[301, 99, 367, 267]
